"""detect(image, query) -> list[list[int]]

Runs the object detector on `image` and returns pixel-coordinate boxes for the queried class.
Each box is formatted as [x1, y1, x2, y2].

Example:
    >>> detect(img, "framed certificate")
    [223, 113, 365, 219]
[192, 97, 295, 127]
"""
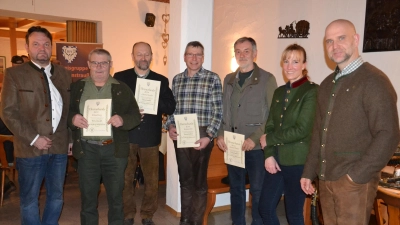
[175, 114, 200, 148]
[83, 99, 112, 136]
[135, 79, 160, 115]
[224, 131, 245, 168]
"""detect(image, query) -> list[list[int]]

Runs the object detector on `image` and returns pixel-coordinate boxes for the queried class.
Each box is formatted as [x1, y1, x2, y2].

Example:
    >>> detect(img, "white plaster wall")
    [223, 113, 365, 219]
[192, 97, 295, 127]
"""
[212, 0, 400, 116]
[166, 0, 215, 213]
[0, 0, 169, 75]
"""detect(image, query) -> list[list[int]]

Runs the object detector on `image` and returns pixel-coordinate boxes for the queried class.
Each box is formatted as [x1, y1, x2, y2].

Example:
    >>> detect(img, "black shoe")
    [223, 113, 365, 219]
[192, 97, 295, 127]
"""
[142, 218, 155, 225]
[3, 181, 16, 196]
[123, 218, 134, 225]
[179, 218, 190, 225]
[221, 176, 229, 184]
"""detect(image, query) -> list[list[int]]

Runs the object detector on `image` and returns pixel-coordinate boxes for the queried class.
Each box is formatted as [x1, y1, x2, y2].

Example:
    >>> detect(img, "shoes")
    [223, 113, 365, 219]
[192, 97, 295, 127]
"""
[3, 181, 16, 197]
[123, 218, 134, 225]
[142, 218, 155, 225]
[191, 222, 202, 225]
[179, 218, 190, 225]
[221, 176, 229, 184]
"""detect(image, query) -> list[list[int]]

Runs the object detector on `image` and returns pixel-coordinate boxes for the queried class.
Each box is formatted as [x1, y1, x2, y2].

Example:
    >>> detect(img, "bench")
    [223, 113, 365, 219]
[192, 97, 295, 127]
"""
[202, 143, 250, 225]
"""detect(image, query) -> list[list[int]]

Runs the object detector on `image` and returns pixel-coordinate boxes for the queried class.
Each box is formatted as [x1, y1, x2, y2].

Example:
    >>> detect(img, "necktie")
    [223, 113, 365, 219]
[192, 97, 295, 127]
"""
[41, 68, 52, 116]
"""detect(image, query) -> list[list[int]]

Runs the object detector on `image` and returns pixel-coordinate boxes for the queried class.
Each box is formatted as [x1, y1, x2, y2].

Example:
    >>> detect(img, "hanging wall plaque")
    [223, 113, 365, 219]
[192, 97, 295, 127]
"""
[278, 20, 310, 39]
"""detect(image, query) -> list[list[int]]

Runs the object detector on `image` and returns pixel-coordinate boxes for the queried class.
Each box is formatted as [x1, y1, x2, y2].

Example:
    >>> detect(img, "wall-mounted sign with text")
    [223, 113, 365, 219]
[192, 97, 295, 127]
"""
[56, 42, 103, 82]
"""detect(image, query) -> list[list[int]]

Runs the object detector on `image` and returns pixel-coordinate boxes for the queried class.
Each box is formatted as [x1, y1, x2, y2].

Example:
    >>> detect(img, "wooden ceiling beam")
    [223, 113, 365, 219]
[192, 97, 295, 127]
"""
[0, 20, 9, 27]
[17, 19, 39, 27]
[38, 21, 66, 29]
[0, 30, 26, 39]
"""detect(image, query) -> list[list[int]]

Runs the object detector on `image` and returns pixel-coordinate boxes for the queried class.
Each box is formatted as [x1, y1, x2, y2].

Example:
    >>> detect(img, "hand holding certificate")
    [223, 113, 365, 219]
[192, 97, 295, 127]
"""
[135, 79, 160, 115]
[175, 114, 200, 148]
[224, 131, 245, 168]
[83, 99, 112, 136]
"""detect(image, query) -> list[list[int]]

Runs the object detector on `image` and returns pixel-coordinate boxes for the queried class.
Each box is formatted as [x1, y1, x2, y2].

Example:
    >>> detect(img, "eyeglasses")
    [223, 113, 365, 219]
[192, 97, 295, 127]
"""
[89, 61, 110, 68]
[185, 53, 203, 58]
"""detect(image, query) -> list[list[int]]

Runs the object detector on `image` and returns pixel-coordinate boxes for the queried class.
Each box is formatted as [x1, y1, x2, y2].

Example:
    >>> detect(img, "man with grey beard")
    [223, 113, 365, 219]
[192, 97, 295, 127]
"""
[114, 42, 176, 225]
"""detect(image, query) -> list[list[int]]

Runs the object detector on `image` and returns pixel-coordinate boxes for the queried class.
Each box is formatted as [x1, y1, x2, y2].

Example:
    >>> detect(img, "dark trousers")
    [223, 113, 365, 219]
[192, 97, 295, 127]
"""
[259, 164, 306, 225]
[123, 144, 159, 220]
[228, 149, 265, 225]
[173, 128, 213, 224]
[319, 174, 379, 225]
[78, 142, 127, 225]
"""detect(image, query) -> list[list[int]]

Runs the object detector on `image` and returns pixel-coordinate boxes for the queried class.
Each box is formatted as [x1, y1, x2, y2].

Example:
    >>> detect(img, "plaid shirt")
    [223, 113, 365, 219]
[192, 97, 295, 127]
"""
[166, 67, 223, 137]
[335, 56, 364, 80]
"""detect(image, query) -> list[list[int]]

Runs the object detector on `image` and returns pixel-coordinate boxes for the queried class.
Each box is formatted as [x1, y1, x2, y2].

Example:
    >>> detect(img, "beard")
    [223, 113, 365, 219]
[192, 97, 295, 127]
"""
[135, 60, 150, 71]
[34, 52, 50, 64]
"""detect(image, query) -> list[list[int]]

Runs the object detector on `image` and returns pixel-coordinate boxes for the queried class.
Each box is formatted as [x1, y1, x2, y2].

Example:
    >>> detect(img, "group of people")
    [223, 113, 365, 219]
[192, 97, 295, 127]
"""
[0, 18, 398, 225]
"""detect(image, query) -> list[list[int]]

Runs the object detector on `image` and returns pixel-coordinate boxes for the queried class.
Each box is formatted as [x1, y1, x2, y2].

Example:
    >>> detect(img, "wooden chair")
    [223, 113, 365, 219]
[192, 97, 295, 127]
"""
[0, 134, 15, 206]
[374, 186, 400, 225]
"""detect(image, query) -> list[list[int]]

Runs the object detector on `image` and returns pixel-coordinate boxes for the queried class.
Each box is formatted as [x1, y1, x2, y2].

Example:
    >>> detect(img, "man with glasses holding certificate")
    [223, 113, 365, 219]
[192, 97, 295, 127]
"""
[166, 41, 223, 225]
[68, 48, 141, 225]
[114, 42, 176, 225]
[216, 37, 277, 225]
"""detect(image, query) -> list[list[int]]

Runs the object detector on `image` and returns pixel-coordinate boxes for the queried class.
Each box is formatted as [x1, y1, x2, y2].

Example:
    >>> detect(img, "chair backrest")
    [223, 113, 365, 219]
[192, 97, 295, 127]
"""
[0, 135, 13, 168]
[207, 142, 228, 178]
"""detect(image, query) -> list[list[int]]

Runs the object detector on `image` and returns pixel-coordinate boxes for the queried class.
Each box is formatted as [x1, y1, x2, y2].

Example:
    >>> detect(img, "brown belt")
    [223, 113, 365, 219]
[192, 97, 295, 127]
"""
[81, 139, 113, 146]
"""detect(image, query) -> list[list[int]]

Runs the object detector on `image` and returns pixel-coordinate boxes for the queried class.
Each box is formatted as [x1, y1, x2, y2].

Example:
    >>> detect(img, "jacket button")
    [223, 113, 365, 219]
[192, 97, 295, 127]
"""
[45, 104, 49, 107]
[234, 127, 237, 129]
[238, 104, 241, 107]
[46, 119, 50, 121]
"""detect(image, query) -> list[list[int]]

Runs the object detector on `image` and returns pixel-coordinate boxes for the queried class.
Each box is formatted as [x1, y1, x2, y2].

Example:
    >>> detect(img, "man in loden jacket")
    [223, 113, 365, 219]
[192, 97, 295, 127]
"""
[68, 48, 141, 225]
[216, 37, 277, 225]
[1, 26, 71, 225]
[114, 42, 176, 225]
[301, 19, 399, 225]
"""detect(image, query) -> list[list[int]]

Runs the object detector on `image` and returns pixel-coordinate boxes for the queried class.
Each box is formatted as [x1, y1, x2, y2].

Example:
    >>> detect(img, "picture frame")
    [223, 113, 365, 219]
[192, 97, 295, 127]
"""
[0, 56, 5, 74]
[363, 0, 400, 52]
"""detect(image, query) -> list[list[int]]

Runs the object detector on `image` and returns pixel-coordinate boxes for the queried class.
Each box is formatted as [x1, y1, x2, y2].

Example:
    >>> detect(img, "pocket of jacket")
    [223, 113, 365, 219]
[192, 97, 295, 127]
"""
[245, 123, 262, 126]
[19, 89, 34, 92]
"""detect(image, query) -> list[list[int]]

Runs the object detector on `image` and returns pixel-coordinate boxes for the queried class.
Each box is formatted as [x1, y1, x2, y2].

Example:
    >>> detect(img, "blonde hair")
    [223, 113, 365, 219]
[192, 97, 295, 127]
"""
[281, 44, 308, 76]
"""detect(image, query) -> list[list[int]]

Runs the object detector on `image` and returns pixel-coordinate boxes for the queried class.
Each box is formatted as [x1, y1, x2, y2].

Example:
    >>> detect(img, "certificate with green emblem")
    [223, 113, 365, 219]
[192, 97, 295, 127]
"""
[135, 79, 160, 115]
[224, 131, 245, 168]
[175, 114, 200, 148]
[83, 99, 112, 136]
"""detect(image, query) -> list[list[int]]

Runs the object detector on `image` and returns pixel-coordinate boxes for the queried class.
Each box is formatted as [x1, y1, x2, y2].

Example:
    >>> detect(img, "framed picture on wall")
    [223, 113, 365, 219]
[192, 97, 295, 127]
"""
[363, 0, 400, 52]
[0, 56, 5, 87]
[0, 56, 5, 74]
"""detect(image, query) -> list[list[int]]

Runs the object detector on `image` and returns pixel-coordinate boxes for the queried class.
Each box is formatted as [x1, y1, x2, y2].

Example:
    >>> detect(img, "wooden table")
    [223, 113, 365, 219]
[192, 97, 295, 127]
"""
[374, 186, 400, 225]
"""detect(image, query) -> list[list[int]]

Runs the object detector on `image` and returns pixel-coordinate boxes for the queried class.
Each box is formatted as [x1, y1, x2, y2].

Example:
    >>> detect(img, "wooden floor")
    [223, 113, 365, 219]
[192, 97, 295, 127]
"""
[0, 165, 378, 225]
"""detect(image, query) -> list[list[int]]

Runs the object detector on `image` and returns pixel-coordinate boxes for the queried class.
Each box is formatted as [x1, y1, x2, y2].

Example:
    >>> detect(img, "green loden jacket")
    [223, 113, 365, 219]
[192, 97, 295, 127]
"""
[264, 76, 318, 166]
[67, 78, 141, 159]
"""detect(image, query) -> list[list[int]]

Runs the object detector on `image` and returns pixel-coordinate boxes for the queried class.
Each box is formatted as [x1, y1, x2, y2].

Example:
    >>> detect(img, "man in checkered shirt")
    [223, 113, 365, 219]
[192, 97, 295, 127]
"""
[166, 41, 223, 225]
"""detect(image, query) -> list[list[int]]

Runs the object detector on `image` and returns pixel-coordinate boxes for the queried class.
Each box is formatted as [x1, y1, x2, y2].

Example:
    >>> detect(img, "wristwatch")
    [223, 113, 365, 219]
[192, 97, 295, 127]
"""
[206, 136, 214, 142]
